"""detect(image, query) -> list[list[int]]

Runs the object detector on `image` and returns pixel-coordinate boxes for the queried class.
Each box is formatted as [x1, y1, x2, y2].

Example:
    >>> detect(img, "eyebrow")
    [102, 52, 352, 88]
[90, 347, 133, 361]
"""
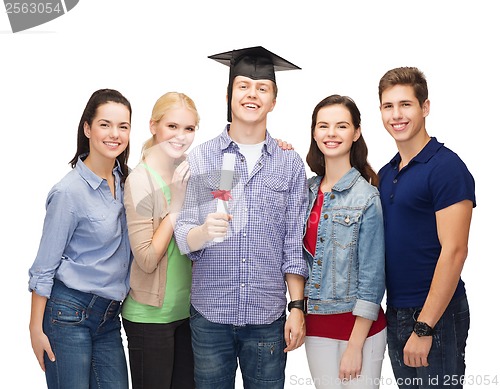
[382, 99, 413, 105]
[316, 120, 350, 126]
[235, 79, 272, 86]
[98, 118, 130, 125]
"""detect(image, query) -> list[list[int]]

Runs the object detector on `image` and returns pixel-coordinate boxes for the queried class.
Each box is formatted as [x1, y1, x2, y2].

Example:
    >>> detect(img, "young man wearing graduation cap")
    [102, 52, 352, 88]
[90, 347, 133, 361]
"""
[175, 46, 309, 388]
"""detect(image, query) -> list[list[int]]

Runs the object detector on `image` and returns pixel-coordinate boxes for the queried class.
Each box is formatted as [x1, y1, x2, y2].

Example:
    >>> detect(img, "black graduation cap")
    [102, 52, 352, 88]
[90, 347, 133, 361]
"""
[209, 46, 301, 122]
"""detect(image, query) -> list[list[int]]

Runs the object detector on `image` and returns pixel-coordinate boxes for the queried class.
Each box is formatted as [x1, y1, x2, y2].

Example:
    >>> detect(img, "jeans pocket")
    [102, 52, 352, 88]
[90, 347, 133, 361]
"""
[257, 339, 286, 381]
[189, 305, 202, 321]
[47, 298, 86, 326]
[453, 307, 470, 357]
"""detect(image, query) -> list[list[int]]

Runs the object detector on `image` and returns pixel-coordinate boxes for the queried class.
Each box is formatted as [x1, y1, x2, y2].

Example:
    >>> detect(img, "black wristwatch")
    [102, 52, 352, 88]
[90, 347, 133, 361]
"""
[413, 321, 434, 337]
[287, 299, 306, 314]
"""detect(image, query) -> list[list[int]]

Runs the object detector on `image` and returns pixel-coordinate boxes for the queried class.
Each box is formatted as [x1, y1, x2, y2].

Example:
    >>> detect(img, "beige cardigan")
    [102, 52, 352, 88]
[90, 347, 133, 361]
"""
[124, 164, 170, 307]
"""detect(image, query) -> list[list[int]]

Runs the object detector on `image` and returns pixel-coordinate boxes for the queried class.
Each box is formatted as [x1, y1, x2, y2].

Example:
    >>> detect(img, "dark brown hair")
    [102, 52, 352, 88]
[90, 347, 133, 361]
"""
[378, 67, 428, 106]
[306, 94, 378, 186]
[69, 89, 132, 185]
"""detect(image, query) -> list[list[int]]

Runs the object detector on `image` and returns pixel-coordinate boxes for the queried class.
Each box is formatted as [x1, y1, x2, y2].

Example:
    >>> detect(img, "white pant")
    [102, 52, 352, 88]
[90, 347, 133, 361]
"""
[305, 329, 387, 389]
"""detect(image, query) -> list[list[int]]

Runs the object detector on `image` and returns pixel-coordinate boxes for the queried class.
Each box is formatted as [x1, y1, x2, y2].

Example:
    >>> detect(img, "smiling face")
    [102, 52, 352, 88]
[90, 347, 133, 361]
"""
[313, 104, 360, 163]
[380, 84, 429, 145]
[150, 107, 197, 159]
[230, 75, 276, 125]
[84, 102, 131, 162]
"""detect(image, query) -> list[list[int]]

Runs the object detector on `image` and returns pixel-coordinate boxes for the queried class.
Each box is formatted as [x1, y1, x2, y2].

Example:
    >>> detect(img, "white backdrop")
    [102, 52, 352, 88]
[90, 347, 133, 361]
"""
[1, 1, 497, 387]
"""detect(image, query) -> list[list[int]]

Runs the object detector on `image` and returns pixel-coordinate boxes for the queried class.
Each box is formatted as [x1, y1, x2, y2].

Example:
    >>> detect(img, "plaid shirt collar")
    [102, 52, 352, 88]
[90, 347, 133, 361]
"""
[219, 124, 276, 156]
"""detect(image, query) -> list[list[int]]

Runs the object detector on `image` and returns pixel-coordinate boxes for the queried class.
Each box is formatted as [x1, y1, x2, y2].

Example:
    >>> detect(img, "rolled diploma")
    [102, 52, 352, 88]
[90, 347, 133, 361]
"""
[214, 153, 235, 242]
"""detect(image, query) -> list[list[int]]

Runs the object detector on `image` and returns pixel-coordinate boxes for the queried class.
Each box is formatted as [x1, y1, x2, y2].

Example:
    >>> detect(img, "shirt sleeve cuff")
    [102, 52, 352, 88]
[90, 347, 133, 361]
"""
[28, 276, 52, 299]
[186, 249, 205, 262]
[353, 299, 380, 321]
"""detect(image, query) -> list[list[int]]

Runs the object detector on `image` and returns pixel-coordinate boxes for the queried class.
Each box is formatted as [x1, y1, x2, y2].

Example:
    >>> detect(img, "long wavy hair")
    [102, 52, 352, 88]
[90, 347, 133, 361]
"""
[305, 94, 378, 186]
[69, 89, 132, 185]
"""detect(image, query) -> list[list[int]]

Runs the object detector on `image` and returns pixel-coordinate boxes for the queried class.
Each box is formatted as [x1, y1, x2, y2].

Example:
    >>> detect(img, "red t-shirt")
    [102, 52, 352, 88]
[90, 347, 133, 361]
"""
[304, 186, 386, 341]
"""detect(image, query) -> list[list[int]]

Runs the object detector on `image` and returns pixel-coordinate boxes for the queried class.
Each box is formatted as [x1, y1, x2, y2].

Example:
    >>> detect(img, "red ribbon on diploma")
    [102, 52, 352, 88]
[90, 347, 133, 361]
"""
[212, 190, 232, 201]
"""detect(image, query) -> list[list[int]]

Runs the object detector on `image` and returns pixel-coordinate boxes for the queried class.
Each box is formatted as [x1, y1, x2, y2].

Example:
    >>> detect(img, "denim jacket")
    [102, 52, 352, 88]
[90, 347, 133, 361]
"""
[303, 168, 385, 321]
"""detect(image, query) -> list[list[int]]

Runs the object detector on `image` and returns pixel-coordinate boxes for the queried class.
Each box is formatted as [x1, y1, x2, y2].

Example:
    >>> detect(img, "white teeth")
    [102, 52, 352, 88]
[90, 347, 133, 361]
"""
[245, 104, 257, 109]
[105, 142, 119, 147]
[393, 124, 406, 130]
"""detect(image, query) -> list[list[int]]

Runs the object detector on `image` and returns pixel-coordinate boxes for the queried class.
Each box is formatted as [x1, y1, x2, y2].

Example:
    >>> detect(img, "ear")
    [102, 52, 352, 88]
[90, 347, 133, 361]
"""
[422, 99, 430, 118]
[353, 127, 361, 142]
[268, 98, 277, 113]
[149, 119, 157, 135]
[83, 122, 91, 138]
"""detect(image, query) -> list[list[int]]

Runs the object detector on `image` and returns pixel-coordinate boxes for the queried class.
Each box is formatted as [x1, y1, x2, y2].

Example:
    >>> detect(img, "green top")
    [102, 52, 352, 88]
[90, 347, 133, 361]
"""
[121, 163, 192, 323]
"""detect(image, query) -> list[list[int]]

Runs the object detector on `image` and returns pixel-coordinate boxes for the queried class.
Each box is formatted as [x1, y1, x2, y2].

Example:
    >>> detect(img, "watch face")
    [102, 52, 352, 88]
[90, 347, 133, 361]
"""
[414, 321, 433, 337]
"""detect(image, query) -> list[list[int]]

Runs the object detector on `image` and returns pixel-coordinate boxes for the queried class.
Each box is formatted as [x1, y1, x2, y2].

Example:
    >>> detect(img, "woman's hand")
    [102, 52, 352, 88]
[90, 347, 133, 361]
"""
[169, 160, 190, 212]
[339, 342, 363, 381]
[30, 327, 55, 371]
[30, 292, 55, 372]
[275, 138, 294, 150]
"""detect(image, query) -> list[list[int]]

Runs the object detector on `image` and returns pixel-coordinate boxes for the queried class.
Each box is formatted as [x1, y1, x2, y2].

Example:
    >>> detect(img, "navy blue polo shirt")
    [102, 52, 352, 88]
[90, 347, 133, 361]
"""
[378, 137, 476, 308]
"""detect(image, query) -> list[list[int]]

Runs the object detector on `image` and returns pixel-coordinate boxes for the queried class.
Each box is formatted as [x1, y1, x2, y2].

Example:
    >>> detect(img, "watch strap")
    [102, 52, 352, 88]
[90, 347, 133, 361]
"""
[287, 299, 306, 313]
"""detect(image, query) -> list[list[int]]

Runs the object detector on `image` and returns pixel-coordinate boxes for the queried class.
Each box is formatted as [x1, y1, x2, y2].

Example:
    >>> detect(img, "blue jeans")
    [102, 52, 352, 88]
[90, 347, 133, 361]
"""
[43, 279, 128, 389]
[189, 305, 287, 389]
[386, 294, 470, 389]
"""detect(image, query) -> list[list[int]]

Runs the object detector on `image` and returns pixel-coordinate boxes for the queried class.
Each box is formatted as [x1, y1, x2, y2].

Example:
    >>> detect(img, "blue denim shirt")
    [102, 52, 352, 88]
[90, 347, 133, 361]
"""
[28, 156, 131, 301]
[303, 168, 385, 321]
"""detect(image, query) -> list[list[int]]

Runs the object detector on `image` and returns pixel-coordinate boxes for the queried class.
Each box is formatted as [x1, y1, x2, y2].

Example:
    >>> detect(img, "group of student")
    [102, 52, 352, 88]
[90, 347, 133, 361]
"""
[28, 46, 476, 389]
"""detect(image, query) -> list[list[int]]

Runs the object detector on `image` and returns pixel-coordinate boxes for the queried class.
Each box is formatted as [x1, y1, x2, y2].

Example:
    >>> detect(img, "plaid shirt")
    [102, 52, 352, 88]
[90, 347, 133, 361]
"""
[175, 126, 308, 325]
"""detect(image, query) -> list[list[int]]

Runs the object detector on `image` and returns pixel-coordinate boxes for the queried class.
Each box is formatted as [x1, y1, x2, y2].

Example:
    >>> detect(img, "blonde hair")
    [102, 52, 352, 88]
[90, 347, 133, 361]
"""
[141, 92, 200, 159]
